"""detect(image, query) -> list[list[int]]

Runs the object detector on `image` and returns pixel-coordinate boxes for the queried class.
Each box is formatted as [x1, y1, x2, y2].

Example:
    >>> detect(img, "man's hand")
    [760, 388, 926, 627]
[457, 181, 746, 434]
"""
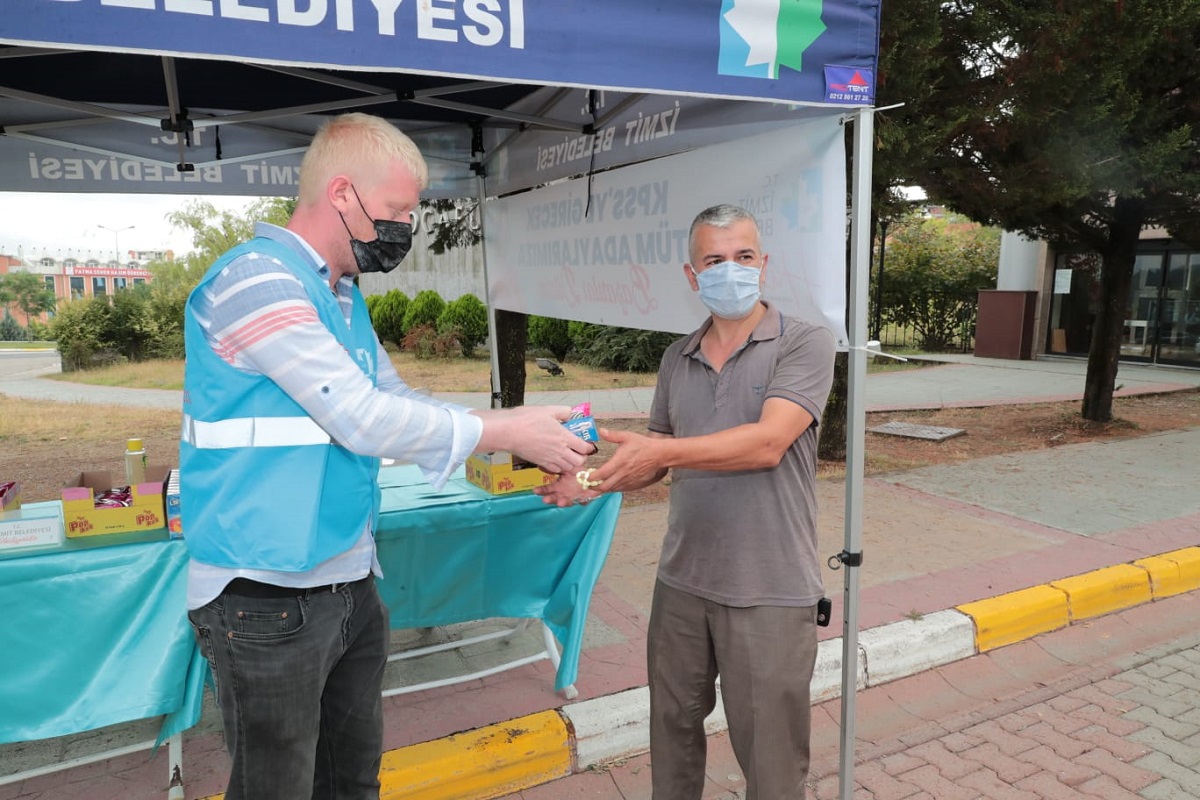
[586, 428, 668, 493]
[533, 473, 601, 508]
[474, 405, 592, 475]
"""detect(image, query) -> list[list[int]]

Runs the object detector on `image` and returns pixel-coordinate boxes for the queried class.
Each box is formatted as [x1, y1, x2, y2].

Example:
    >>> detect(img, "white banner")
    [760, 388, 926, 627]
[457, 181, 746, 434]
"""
[483, 119, 847, 343]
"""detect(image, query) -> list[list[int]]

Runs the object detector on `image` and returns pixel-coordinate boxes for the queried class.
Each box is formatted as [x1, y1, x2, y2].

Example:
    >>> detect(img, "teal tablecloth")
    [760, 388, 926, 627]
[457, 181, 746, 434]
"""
[0, 534, 207, 744]
[0, 466, 621, 742]
[374, 465, 622, 692]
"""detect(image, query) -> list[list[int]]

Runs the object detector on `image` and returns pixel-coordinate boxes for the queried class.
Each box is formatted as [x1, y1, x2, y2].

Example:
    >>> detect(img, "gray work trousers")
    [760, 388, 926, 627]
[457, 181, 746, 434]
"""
[647, 579, 819, 800]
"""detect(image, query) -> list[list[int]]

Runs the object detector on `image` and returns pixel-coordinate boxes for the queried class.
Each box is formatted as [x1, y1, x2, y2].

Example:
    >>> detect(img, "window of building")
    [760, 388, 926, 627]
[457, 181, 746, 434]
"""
[113, 277, 128, 292]
[1048, 244, 1200, 368]
[1046, 252, 1100, 356]
[69, 276, 85, 299]
[92, 276, 107, 297]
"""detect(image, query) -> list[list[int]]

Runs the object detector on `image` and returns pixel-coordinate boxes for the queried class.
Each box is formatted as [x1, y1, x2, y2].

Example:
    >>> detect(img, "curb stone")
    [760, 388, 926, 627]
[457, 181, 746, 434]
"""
[288, 545, 1200, 800]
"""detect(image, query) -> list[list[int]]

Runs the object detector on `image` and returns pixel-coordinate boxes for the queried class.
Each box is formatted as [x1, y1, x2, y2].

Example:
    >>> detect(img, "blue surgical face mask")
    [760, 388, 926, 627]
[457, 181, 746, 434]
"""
[692, 261, 762, 319]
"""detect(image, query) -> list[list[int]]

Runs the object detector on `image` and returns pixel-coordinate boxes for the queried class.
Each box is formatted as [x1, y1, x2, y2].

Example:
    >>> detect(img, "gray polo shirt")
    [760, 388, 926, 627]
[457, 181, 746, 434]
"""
[648, 302, 836, 607]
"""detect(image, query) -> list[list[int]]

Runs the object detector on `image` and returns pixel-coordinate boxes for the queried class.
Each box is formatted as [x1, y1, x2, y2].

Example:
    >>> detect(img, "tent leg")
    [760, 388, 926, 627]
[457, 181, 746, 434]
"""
[839, 106, 874, 800]
[478, 175, 502, 409]
[167, 733, 184, 800]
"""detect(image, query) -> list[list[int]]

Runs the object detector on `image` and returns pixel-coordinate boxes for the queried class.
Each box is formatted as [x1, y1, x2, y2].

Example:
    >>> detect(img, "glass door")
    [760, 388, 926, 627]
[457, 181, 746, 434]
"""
[1122, 253, 1163, 361]
[1156, 252, 1200, 367]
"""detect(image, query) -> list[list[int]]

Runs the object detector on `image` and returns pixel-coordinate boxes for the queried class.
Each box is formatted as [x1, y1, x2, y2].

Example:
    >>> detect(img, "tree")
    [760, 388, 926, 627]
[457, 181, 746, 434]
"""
[528, 316, 573, 362]
[923, 0, 1200, 421]
[878, 218, 999, 350]
[167, 197, 294, 263]
[424, 199, 481, 256]
[438, 293, 488, 357]
[370, 289, 410, 348]
[403, 289, 446, 333]
[0, 270, 56, 321]
[821, 0, 954, 461]
[423, 199, 530, 407]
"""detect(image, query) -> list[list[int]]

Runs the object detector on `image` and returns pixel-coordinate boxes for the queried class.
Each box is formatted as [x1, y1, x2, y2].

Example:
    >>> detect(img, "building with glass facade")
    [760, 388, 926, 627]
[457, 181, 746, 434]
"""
[982, 231, 1200, 370]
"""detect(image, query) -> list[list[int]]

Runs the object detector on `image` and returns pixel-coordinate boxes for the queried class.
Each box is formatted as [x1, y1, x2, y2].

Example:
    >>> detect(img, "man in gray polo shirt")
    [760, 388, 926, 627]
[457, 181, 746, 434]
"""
[538, 203, 836, 799]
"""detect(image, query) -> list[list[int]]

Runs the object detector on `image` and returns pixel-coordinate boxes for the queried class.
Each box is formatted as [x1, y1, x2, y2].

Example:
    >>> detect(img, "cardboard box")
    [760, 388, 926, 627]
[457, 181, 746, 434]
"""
[0, 480, 21, 513]
[465, 451, 557, 495]
[61, 465, 170, 538]
[0, 500, 65, 551]
[165, 469, 182, 539]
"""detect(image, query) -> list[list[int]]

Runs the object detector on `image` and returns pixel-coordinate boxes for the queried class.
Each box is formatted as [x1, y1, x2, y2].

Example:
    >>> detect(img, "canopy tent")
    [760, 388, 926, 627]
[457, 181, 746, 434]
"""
[2, 2, 881, 797]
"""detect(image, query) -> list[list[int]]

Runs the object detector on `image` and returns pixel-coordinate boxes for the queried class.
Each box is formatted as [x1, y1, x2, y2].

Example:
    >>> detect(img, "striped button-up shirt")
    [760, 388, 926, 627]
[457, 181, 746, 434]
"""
[186, 223, 481, 608]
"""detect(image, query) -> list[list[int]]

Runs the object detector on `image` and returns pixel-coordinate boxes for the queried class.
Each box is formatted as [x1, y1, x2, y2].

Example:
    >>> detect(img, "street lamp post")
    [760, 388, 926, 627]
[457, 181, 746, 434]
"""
[97, 224, 135, 264]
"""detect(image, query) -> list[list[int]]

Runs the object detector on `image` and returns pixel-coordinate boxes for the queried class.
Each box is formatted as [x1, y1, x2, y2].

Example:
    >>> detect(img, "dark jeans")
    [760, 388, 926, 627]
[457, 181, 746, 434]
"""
[187, 576, 390, 800]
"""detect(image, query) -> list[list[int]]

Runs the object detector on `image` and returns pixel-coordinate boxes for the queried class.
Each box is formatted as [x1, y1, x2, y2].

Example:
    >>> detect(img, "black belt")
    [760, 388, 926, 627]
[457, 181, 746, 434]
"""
[224, 576, 368, 599]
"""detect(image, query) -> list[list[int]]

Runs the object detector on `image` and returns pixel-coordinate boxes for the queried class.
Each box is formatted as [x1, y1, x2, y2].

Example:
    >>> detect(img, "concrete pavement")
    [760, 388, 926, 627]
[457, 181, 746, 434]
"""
[7, 349, 1200, 414]
[1, 352, 1199, 799]
[512, 591, 1200, 799]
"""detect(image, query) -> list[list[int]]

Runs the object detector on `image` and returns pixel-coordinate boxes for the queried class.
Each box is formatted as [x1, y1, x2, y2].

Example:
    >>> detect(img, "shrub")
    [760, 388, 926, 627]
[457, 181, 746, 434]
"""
[402, 323, 460, 359]
[572, 323, 678, 372]
[26, 319, 52, 341]
[438, 293, 488, 357]
[403, 289, 446, 334]
[370, 289, 410, 348]
[51, 297, 112, 371]
[145, 282, 189, 360]
[108, 284, 156, 361]
[528, 316, 573, 362]
[0, 312, 25, 342]
[364, 293, 381, 318]
[877, 220, 999, 351]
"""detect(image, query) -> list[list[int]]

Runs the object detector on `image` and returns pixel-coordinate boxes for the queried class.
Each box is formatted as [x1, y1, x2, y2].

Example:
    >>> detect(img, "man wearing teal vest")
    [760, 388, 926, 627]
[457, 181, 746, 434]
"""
[182, 112, 591, 800]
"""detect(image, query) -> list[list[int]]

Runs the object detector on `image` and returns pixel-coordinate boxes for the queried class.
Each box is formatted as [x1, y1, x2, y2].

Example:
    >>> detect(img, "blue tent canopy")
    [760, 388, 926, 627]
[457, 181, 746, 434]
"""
[0, 0, 880, 196]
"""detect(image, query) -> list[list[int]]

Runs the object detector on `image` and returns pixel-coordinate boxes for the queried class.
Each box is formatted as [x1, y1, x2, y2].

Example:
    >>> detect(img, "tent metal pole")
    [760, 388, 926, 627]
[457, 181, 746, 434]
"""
[839, 105, 873, 800]
[478, 175, 502, 409]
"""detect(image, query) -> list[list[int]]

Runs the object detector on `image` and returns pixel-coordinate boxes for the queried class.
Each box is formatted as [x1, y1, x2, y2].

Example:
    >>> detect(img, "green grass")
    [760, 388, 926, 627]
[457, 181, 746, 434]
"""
[0, 341, 57, 350]
[46, 352, 661, 393]
[43, 344, 932, 391]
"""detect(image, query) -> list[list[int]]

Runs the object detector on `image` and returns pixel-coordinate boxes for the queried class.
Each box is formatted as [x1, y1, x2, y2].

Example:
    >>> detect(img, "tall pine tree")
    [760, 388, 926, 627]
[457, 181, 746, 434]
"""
[924, 0, 1200, 421]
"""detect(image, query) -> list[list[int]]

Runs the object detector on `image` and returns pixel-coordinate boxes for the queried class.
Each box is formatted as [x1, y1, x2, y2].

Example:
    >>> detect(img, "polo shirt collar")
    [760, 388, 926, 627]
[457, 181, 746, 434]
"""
[680, 300, 783, 357]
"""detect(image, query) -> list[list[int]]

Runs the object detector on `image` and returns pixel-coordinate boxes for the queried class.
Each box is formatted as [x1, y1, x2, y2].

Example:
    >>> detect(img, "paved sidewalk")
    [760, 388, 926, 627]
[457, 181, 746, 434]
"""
[6, 350, 1200, 414]
[508, 591, 1200, 799]
[1, 353, 1198, 799]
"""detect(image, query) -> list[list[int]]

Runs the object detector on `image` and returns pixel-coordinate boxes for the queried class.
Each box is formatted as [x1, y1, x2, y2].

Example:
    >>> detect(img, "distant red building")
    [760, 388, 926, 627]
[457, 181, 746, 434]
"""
[0, 248, 169, 325]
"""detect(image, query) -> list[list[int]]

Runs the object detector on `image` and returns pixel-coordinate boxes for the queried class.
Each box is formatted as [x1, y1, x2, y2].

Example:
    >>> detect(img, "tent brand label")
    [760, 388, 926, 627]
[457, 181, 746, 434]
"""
[824, 65, 875, 104]
[718, 0, 826, 80]
[48, 0, 526, 48]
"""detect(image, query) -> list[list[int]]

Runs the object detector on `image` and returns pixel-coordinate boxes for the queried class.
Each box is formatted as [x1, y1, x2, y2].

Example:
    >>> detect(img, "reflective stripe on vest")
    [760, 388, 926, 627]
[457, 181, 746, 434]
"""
[181, 414, 332, 449]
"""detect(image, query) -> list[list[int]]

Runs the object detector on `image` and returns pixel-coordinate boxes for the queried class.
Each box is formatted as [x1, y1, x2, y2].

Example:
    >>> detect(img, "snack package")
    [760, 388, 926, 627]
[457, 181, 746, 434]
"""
[94, 487, 134, 509]
[563, 402, 600, 442]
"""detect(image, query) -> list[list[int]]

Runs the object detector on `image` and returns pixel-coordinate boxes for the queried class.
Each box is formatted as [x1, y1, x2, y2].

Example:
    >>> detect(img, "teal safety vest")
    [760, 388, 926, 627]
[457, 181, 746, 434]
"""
[180, 236, 381, 572]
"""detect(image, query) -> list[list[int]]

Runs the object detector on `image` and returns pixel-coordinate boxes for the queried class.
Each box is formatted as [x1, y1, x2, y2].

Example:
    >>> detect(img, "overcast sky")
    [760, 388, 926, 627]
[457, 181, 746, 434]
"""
[0, 192, 260, 261]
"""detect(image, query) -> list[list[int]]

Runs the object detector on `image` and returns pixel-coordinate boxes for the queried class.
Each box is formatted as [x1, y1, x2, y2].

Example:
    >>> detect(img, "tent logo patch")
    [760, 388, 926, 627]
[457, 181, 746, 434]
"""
[718, 0, 826, 80]
[824, 65, 875, 104]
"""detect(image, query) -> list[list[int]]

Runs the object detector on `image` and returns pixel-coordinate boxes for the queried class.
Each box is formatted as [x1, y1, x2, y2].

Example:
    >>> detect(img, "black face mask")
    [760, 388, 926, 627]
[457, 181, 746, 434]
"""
[339, 185, 413, 274]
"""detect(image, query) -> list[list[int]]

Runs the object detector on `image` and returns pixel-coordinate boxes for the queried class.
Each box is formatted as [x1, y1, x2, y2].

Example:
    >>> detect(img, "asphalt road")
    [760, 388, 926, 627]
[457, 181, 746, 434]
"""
[0, 349, 60, 381]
